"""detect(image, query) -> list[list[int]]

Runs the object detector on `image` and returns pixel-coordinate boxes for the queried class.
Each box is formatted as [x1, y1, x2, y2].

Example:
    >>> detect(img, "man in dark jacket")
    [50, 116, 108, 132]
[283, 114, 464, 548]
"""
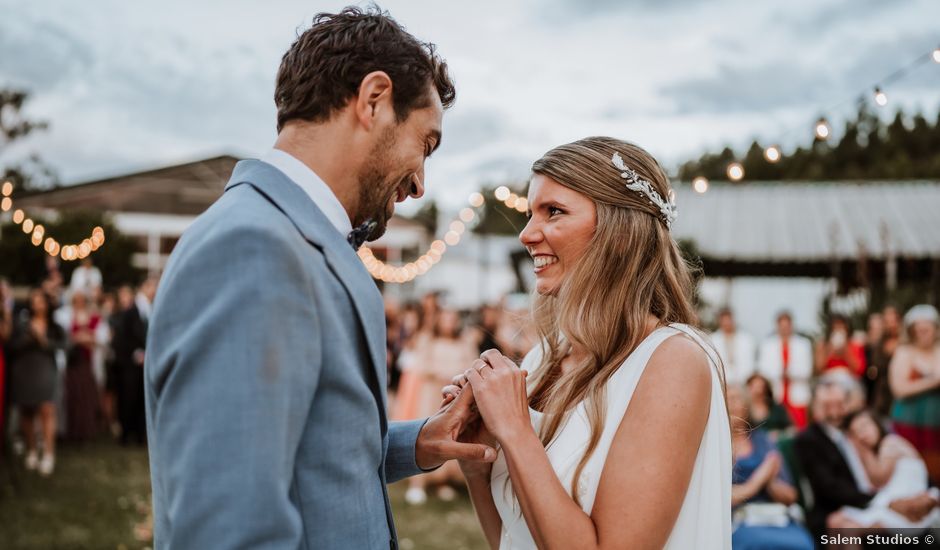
[114, 278, 155, 445]
[795, 376, 936, 535]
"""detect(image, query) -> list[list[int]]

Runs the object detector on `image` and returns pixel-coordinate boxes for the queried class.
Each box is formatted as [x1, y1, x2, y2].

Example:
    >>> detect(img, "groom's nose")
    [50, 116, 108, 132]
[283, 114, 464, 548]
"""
[409, 169, 425, 199]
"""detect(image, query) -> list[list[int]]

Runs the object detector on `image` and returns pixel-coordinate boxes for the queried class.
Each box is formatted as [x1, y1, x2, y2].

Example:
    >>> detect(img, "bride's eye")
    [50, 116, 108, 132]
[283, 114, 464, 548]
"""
[548, 206, 563, 217]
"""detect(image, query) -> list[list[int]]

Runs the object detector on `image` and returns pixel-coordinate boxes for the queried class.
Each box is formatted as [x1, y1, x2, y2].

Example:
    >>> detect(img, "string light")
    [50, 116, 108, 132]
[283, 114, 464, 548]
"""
[764, 145, 781, 163]
[692, 177, 709, 194]
[2, 183, 107, 259]
[815, 117, 831, 140]
[459, 207, 475, 222]
[726, 162, 745, 182]
[690, 45, 940, 184]
[360, 186, 526, 283]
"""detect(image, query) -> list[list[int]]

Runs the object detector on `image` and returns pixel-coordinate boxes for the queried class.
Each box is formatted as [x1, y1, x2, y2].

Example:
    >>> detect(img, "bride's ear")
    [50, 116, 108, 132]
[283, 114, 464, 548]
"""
[355, 71, 394, 130]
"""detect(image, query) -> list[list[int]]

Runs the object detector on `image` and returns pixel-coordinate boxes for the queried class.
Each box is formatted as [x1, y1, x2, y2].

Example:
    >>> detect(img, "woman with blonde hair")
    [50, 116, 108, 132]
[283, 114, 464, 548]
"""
[445, 137, 731, 549]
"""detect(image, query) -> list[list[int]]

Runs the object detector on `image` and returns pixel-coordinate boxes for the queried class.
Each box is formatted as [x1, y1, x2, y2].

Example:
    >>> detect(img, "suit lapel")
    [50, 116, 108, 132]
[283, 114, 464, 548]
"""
[224, 160, 389, 425]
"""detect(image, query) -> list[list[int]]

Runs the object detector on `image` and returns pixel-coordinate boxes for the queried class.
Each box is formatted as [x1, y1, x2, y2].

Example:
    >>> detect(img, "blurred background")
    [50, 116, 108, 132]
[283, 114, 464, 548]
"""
[1, 0, 939, 548]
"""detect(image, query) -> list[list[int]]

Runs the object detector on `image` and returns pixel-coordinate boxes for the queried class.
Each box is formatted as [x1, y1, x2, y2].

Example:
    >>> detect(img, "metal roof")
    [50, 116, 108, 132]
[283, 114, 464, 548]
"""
[671, 181, 940, 262]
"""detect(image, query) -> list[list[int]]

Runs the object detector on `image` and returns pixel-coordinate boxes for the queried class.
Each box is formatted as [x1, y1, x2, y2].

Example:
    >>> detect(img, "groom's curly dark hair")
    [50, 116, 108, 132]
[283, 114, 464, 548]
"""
[274, 5, 456, 132]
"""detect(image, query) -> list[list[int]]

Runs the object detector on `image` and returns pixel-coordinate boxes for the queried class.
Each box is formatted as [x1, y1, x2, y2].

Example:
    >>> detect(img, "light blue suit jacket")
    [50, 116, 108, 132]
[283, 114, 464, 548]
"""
[145, 159, 427, 549]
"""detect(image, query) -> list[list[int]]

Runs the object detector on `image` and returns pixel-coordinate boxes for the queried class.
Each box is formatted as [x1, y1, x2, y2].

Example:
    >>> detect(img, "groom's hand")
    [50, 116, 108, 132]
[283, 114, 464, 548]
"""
[415, 381, 498, 470]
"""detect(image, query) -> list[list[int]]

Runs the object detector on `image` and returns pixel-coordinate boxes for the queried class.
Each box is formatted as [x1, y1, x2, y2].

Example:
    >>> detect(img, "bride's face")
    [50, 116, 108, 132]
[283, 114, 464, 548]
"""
[520, 175, 597, 295]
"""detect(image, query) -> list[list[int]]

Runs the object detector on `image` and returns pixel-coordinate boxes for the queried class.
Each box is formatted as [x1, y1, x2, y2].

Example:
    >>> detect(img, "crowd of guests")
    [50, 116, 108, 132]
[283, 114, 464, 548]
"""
[714, 305, 940, 548]
[383, 292, 536, 505]
[0, 258, 157, 477]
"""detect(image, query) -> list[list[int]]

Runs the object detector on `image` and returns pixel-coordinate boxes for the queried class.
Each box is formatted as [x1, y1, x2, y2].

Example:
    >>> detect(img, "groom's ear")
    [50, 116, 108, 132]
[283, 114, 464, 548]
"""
[355, 71, 394, 131]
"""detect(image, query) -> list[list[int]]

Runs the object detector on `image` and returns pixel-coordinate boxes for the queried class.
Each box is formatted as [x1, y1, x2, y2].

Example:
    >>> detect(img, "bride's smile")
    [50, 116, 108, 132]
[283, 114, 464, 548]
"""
[521, 174, 597, 295]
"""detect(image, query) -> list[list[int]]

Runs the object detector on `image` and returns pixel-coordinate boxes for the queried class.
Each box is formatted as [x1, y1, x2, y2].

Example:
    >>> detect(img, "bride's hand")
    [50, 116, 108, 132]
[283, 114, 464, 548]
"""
[464, 350, 531, 445]
[450, 383, 499, 480]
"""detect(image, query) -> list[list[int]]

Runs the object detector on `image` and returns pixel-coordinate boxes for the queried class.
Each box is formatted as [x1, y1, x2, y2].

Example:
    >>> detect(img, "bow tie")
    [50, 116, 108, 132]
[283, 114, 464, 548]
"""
[347, 220, 378, 250]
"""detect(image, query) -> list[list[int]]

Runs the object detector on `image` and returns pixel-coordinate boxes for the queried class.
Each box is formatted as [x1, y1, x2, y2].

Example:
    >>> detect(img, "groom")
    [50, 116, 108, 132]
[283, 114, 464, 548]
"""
[144, 7, 495, 549]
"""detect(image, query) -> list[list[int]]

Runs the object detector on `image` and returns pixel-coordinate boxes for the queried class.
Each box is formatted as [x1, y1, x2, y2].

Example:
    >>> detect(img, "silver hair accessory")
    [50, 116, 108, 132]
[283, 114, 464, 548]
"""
[611, 152, 677, 228]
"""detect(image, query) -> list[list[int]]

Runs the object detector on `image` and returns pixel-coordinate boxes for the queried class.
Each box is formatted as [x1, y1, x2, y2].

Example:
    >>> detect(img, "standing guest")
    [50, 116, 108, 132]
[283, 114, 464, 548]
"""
[8, 289, 66, 476]
[758, 311, 814, 429]
[889, 304, 940, 485]
[815, 315, 865, 378]
[872, 305, 903, 415]
[0, 278, 13, 435]
[69, 257, 103, 298]
[863, 312, 886, 410]
[41, 258, 65, 311]
[471, 304, 504, 355]
[97, 292, 119, 435]
[115, 278, 156, 445]
[746, 374, 793, 437]
[63, 291, 101, 442]
[711, 307, 756, 385]
[391, 303, 425, 422]
[384, 297, 402, 392]
[728, 385, 813, 550]
[401, 308, 477, 505]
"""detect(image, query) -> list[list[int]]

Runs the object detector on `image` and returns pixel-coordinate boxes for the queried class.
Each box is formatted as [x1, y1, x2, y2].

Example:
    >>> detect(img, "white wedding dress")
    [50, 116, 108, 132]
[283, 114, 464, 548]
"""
[490, 323, 732, 549]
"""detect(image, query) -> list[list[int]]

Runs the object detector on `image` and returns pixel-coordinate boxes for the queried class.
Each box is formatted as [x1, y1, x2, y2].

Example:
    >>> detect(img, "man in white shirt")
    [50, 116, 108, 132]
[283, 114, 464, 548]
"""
[757, 311, 813, 428]
[69, 258, 103, 297]
[710, 307, 755, 386]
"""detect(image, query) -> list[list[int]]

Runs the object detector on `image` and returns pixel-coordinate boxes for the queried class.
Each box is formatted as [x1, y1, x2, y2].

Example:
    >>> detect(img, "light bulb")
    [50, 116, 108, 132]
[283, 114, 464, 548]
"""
[874, 87, 887, 107]
[764, 146, 781, 163]
[815, 118, 831, 140]
[692, 177, 709, 194]
[726, 163, 744, 182]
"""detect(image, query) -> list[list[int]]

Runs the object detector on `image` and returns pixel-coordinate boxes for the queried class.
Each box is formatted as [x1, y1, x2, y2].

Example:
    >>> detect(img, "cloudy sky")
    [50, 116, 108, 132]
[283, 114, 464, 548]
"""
[1, 0, 937, 210]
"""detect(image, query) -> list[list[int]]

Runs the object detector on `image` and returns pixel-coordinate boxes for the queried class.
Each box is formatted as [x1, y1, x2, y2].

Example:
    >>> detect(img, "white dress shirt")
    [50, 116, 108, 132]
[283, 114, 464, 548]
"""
[259, 149, 352, 237]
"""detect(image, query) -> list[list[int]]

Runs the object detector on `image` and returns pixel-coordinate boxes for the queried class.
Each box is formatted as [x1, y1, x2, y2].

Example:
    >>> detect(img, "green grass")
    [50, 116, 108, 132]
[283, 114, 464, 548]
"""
[0, 439, 488, 549]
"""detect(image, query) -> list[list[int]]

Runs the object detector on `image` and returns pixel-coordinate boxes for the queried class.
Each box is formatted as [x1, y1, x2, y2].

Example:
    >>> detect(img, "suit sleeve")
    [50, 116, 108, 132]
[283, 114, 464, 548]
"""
[385, 419, 429, 482]
[794, 432, 873, 509]
[146, 225, 321, 549]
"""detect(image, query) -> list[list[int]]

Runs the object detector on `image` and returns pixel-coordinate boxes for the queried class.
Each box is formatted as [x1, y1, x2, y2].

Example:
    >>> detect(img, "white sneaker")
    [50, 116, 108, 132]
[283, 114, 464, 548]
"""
[404, 487, 427, 505]
[38, 453, 55, 477]
[25, 450, 38, 471]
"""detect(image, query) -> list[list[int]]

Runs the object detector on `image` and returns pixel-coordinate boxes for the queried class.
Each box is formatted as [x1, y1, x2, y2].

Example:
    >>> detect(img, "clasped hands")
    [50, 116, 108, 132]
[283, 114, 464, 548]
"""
[414, 349, 530, 473]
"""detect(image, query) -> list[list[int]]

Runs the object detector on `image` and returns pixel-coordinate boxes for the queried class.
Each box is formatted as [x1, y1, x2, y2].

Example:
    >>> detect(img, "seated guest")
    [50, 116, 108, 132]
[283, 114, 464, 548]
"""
[795, 376, 938, 536]
[836, 409, 940, 529]
[746, 374, 793, 438]
[729, 385, 814, 550]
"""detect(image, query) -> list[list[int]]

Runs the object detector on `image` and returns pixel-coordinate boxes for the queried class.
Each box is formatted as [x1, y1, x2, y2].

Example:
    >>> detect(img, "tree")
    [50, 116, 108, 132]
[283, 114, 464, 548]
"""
[678, 100, 940, 181]
[0, 88, 58, 191]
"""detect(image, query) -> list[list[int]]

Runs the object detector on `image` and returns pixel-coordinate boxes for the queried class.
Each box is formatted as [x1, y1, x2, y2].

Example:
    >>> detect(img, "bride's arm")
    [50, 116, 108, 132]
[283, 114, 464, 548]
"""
[468, 337, 711, 550]
[464, 470, 503, 549]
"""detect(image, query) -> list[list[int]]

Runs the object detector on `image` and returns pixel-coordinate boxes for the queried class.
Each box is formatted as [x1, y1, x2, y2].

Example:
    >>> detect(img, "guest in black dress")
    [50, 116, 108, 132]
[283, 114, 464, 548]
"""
[9, 289, 66, 476]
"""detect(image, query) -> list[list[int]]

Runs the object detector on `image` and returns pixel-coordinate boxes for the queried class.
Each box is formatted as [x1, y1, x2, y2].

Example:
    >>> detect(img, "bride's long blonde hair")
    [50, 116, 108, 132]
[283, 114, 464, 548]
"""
[526, 136, 717, 506]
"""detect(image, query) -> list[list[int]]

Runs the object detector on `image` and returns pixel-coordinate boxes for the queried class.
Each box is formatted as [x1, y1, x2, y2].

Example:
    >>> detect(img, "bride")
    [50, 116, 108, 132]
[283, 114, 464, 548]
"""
[444, 137, 731, 549]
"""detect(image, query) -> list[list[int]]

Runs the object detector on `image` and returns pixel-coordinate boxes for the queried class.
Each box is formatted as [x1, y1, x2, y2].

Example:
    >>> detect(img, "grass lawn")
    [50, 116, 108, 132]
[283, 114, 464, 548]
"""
[0, 439, 487, 549]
